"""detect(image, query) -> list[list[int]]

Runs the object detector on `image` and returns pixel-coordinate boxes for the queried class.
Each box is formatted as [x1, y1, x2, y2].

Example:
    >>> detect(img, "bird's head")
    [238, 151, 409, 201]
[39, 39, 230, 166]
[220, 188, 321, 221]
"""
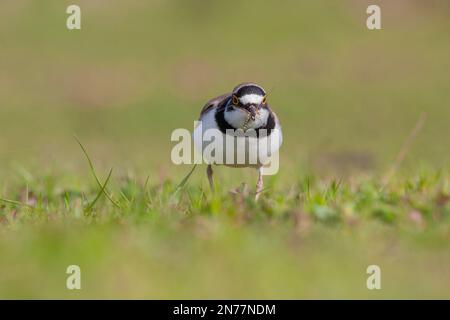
[225, 83, 269, 129]
[231, 83, 267, 121]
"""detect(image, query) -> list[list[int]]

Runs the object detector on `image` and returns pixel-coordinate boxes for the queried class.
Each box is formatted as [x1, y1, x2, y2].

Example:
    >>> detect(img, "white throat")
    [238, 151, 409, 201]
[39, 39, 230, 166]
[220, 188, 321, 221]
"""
[224, 106, 270, 130]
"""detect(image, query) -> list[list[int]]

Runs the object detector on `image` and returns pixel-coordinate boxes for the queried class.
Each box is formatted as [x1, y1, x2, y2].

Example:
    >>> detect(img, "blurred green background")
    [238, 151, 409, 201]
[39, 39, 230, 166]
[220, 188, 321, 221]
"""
[1, 0, 449, 177]
[0, 0, 449, 299]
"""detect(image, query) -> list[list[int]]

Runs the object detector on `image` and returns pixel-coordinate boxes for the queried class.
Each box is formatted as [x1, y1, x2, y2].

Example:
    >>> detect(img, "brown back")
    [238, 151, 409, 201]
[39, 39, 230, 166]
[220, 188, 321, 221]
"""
[199, 93, 230, 118]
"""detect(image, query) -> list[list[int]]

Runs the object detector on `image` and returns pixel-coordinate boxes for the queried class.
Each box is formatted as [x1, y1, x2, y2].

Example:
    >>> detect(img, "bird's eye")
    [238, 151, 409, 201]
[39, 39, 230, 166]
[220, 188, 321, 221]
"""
[232, 95, 239, 105]
[262, 96, 267, 104]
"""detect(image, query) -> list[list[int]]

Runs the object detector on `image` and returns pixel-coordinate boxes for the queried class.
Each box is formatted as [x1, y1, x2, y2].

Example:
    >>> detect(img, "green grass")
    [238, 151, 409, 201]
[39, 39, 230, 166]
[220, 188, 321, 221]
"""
[0, 162, 449, 298]
[1, 0, 450, 299]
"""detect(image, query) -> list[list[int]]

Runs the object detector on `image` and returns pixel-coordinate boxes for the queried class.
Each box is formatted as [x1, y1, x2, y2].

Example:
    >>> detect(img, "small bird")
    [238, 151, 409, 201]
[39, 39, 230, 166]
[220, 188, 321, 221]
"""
[194, 83, 282, 200]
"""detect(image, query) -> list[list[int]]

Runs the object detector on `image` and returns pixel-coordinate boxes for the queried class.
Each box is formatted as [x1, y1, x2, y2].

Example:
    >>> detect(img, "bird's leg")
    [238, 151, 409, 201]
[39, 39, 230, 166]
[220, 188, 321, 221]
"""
[255, 167, 263, 201]
[207, 164, 214, 192]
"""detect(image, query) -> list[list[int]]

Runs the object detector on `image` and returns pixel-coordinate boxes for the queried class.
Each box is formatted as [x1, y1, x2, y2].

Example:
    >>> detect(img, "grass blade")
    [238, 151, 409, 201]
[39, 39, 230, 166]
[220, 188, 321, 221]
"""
[172, 164, 197, 194]
[0, 197, 33, 208]
[74, 135, 121, 208]
[85, 168, 113, 212]
[382, 112, 426, 187]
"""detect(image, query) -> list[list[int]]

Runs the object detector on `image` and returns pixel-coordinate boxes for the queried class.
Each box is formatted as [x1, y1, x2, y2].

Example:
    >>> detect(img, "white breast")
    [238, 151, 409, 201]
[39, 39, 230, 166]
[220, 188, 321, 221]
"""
[194, 109, 282, 168]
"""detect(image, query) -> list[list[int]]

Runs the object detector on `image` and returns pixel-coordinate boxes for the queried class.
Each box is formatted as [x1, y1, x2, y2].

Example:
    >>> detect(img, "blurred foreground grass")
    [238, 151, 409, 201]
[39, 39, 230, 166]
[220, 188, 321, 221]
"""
[0, 166, 449, 298]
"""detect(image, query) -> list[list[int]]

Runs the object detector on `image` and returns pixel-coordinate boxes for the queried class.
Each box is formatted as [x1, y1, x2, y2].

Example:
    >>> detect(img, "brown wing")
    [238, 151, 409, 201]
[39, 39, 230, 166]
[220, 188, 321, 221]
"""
[199, 93, 231, 118]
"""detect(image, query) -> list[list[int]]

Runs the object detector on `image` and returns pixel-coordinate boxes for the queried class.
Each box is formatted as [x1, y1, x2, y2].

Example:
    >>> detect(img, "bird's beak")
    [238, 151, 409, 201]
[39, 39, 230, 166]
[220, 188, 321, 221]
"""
[246, 105, 258, 120]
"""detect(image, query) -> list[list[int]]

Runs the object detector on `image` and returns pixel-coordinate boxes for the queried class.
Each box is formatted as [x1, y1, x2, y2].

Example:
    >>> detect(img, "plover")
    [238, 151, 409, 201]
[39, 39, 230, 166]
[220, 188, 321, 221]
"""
[194, 83, 282, 200]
